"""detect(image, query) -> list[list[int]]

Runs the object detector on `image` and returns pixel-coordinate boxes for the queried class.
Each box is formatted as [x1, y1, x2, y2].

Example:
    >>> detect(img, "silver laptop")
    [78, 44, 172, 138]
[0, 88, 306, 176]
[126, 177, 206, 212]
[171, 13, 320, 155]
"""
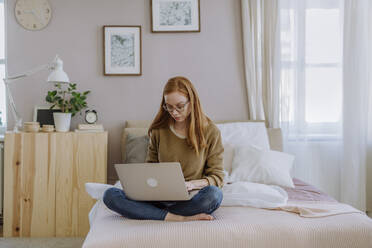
[114, 162, 198, 201]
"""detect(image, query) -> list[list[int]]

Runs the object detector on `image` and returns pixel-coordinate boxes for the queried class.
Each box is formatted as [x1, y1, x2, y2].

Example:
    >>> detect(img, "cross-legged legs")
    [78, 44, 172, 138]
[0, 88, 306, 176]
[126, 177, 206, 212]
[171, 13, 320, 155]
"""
[166, 185, 223, 216]
[103, 187, 168, 220]
[102, 185, 223, 221]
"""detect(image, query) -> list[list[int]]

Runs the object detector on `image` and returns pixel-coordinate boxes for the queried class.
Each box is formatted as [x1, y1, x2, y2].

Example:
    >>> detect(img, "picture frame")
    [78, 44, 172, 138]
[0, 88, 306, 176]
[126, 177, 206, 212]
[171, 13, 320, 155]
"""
[33, 105, 61, 126]
[151, 0, 200, 33]
[103, 25, 142, 76]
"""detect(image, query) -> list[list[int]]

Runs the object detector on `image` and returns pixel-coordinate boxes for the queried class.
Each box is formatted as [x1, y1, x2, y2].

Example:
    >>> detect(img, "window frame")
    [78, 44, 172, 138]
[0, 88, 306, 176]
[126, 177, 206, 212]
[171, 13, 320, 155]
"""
[280, 0, 343, 138]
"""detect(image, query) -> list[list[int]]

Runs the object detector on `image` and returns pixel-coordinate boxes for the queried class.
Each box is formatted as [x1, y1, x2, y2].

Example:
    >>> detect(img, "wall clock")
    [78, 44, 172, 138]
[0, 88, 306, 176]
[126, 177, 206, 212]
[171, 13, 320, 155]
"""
[15, 0, 52, 31]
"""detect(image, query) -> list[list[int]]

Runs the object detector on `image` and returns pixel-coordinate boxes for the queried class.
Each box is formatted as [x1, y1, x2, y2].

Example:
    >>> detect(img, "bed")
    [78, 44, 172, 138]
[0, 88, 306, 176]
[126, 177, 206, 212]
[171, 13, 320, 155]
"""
[82, 120, 372, 248]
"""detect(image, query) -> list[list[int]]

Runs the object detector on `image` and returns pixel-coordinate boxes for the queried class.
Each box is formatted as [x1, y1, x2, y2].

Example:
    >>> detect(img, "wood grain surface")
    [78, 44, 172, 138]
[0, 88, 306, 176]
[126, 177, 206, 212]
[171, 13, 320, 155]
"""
[4, 132, 107, 237]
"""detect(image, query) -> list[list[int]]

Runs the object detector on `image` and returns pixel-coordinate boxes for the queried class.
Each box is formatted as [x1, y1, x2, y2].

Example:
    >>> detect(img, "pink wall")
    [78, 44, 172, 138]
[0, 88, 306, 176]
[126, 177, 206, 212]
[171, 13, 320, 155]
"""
[6, 0, 249, 183]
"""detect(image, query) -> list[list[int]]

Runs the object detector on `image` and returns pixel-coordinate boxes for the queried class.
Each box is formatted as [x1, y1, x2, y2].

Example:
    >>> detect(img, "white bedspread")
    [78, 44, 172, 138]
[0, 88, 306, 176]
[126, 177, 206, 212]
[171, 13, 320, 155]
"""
[83, 200, 372, 248]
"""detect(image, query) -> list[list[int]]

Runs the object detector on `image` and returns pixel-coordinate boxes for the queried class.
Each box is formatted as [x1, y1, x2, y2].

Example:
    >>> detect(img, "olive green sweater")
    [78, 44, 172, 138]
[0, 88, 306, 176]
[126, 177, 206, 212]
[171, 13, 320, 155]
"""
[145, 122, 225, 188]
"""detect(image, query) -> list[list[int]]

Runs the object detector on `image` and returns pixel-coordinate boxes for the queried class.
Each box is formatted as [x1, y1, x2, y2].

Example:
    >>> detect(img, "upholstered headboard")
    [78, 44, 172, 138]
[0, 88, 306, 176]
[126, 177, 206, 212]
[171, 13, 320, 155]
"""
[121, 120, 283, 163]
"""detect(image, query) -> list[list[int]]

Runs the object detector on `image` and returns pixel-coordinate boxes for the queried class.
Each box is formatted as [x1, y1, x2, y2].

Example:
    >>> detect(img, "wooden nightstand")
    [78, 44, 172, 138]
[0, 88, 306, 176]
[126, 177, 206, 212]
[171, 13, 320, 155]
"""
[3, 131, 107, 237]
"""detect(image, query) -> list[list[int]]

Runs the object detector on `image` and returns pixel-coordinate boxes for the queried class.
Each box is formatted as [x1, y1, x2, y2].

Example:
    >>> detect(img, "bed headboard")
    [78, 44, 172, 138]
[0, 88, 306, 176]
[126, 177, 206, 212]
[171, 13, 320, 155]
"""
[121, 120, 283, 163]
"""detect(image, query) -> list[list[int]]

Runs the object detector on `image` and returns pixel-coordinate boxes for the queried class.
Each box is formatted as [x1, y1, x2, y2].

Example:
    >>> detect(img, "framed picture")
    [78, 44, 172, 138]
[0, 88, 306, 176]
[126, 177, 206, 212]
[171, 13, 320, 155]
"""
[151, 0, 200, 33]
[103, 25, 142, 76]
[33, 106, 61, 126]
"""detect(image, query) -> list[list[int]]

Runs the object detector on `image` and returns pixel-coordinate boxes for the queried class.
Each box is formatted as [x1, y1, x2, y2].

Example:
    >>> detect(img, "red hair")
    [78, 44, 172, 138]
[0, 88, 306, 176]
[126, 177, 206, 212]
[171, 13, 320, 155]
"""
[148, 76, 210, 155]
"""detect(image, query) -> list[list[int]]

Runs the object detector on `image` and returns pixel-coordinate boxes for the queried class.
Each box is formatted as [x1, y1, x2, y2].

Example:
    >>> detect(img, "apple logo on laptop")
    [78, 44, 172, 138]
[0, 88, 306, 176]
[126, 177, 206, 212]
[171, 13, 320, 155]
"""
[147, 178, 158, 187]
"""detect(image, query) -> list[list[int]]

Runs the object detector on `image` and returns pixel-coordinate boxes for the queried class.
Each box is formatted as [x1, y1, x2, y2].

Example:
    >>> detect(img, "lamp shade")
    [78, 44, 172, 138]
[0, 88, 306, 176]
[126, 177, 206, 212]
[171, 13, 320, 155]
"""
[47, 55, 70, 83]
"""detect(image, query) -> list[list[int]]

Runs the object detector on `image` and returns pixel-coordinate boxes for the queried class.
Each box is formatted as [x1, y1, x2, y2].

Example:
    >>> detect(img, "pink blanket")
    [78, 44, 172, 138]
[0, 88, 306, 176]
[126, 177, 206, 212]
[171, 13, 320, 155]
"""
[286, 178, 337, 202]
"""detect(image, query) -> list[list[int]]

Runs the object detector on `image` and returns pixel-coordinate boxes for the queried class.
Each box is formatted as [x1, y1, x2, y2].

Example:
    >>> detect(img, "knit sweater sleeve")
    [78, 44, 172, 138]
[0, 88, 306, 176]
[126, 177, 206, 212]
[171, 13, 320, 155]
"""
[145, 129, 159, 163]
[202, 127, 225, 188]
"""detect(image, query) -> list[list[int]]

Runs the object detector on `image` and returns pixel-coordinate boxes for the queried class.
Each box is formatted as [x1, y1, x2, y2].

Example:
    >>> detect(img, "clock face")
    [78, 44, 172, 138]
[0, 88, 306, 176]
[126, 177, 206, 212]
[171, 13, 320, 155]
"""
[15, 0, 52, 31]
[85, 112, 97, 124]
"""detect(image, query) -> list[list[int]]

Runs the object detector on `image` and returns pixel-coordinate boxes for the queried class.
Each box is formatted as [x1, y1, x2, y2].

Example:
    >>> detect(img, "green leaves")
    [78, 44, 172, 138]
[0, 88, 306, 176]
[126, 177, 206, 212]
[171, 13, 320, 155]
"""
[45, 90, 57, 103]
[45, 82, 90, 117]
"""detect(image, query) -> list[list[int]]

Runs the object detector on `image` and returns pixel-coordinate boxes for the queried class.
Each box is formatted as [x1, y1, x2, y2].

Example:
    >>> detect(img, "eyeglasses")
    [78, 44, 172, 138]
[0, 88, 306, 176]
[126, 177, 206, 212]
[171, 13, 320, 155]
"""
[163, 101, 189, 113]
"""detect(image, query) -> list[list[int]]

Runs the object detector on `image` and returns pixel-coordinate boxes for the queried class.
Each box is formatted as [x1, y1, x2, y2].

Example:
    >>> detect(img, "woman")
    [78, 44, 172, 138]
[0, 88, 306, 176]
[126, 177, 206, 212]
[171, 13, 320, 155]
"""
[103, 76, 225, 221]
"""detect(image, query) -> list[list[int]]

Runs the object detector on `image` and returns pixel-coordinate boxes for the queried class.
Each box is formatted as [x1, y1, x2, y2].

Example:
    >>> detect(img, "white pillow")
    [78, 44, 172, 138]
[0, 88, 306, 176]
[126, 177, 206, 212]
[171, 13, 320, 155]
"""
[229, 145, 295, 188]
[217, 122, 271, 174]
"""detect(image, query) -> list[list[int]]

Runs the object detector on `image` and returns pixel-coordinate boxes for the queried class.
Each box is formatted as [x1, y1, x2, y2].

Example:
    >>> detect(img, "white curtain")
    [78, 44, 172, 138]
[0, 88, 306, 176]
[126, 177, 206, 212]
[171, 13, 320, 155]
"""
[241, 0, 281, 128]
[278, 0, 344, 203]
[341, 0, 371, 211]
[242, 0, 372, 211]
[278, 0, 371, 211]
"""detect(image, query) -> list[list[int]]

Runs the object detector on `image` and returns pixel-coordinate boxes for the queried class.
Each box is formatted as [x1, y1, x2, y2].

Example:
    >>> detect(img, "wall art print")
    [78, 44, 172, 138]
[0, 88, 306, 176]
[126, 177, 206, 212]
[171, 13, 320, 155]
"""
[103, 26, 142, 76]
[151, 0, 200, 32]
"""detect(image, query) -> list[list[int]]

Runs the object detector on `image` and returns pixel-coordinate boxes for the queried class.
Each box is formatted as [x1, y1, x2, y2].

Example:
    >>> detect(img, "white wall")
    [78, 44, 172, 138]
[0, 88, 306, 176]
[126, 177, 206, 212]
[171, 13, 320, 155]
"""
[6, 0, 249, 182]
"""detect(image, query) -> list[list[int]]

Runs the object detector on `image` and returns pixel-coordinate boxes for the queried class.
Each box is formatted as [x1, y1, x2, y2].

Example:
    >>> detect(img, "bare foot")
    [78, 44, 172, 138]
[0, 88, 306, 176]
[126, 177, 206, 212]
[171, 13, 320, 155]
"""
[185, 213, 214, 221]
[165, 212, 214, 222]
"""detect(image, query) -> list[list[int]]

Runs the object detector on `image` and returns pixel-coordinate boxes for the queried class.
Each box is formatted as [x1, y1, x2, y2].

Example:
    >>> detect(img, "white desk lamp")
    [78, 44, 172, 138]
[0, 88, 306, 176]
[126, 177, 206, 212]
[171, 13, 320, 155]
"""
[3, 55, 70, 132]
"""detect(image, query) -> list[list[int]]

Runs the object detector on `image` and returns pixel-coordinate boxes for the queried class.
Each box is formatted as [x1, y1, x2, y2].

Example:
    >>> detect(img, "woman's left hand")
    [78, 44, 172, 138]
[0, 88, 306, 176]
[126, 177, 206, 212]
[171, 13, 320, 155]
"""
[185, 181, 197, 191]
[185, 179, 209, 191]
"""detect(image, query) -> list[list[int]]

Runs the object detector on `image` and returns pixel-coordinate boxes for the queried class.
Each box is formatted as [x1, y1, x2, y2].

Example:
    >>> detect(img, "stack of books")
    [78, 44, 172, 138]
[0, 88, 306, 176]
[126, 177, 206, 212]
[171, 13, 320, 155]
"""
[75, 124, 104, 132]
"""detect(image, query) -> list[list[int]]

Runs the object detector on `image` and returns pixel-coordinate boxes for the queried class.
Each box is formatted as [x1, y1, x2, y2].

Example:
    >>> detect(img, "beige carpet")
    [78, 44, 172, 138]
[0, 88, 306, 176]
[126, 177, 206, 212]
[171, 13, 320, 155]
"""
[0, 237, 85, 248]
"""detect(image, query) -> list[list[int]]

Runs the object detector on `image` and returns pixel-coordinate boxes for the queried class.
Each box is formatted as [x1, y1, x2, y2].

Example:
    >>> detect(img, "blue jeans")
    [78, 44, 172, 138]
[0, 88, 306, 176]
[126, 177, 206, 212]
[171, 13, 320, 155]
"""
[103, 185, 223, 220]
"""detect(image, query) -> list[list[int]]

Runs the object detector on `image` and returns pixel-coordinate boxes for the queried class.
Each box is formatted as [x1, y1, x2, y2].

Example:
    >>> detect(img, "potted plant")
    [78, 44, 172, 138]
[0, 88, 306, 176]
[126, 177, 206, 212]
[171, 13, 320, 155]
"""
[45, 83, 90, 132]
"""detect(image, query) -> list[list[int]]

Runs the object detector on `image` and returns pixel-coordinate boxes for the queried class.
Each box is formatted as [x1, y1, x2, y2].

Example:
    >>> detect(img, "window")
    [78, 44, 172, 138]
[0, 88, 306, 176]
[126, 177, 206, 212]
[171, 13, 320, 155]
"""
[0, 0, 5, 128]
[280, 0, 343, 137]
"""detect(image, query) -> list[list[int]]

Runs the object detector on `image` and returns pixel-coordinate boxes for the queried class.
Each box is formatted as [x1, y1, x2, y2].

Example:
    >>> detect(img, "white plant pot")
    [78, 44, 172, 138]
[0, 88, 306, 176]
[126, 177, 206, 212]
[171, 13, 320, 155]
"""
[53, 112, 71, 132]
